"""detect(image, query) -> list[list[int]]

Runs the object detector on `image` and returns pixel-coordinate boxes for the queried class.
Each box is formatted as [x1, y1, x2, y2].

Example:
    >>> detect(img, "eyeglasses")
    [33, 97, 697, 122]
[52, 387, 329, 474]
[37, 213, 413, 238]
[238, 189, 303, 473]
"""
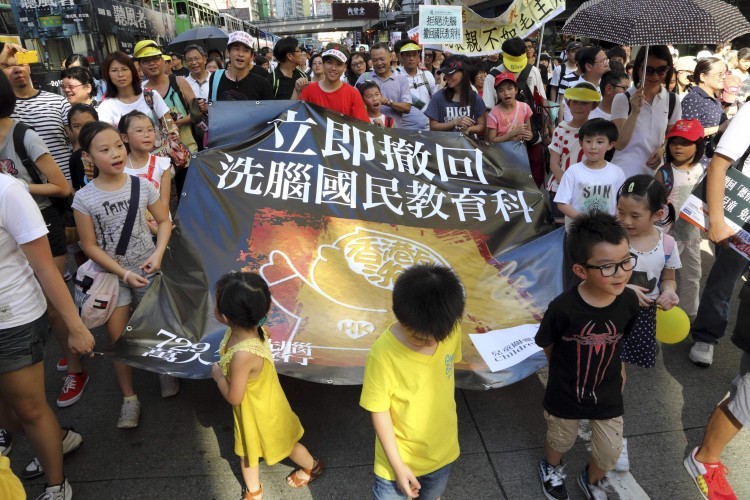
[594, 58, 609, 65]
[130, 128, 156, 136]
[185, 57, 204, 64]
[613, 85, 629, 91]
[706, 71, 727, 78]
[352, 61, 365, 67]
[582, 254, 638, 277]
[643, 65, 670, 76]
[61, 83, 84, 91]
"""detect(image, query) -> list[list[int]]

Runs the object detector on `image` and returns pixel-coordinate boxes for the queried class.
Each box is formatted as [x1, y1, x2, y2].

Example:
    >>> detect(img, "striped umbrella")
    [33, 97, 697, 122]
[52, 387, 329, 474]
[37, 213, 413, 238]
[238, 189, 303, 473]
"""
[561, 0, 750, 44]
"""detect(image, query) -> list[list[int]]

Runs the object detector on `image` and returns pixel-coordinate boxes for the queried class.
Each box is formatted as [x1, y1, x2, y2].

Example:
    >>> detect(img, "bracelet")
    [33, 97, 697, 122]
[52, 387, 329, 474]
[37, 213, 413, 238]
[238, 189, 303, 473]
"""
[123, 270, 131, 282]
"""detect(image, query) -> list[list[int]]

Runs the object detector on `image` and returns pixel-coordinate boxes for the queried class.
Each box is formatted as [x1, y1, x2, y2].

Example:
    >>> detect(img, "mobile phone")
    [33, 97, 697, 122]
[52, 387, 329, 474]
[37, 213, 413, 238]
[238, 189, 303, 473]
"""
[16, 51, 39, 65]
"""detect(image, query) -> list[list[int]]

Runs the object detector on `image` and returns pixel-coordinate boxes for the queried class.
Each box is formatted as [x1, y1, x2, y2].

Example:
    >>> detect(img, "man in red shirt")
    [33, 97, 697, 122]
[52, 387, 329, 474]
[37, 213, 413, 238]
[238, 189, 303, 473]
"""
[299, 44, 369, 122]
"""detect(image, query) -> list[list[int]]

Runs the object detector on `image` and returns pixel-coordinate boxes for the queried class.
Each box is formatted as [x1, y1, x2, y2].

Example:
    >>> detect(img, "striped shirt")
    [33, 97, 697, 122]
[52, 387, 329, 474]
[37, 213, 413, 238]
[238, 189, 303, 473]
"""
[11, 91, 71, 180]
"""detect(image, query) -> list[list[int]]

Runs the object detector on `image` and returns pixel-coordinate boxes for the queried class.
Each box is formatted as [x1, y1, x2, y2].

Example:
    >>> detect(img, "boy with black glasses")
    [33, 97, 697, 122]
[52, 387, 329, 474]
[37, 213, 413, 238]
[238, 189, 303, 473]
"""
[535, 211, 639, 500]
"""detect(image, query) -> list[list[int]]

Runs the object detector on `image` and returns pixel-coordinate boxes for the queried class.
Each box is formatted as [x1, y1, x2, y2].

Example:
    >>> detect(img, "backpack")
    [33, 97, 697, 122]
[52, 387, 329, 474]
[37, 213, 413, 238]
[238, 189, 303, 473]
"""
[12, 122, 72, 215]
[73, 176, 140, 328]
[509, 64, 543, 144]
[208, 69, 225, 103]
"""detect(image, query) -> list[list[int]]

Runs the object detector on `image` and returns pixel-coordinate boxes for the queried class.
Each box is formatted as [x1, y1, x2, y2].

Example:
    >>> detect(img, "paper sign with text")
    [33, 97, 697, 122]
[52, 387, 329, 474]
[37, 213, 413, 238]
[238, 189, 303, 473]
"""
[420, 6, 463, 44]
[469, 324, 542, 373]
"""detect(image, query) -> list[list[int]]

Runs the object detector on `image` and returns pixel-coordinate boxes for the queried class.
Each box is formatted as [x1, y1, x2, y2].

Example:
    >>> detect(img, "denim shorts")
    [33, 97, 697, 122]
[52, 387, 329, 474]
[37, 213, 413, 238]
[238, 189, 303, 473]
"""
[372, 463, 453, 500]
[117, 272, 158, 308]
[728, 352, 750, 428]
[0, 313, 49, 374]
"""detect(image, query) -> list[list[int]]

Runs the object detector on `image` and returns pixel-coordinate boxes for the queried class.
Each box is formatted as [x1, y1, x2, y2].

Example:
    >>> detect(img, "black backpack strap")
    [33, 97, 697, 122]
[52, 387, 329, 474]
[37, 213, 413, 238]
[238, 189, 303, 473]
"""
[516, 64, 534, 100]
[625, 89, 632, 116]
[115, 176, 141, 257]
[168, 73, 189, 111]
[12, 122, 43, 184]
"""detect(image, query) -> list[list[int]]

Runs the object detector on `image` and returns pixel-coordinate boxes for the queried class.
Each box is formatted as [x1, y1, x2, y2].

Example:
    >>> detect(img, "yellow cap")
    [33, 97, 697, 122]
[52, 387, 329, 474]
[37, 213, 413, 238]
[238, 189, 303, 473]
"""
[564, 86, 602, 102]
[162, 54, 172, 62]
[134, 39, 162, 59]
[503, 52, 528, 73]
[399, 42, 421, 53]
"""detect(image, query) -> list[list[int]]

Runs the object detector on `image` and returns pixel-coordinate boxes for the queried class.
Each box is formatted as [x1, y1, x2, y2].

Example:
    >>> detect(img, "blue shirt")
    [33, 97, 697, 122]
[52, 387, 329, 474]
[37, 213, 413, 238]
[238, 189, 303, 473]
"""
[681, 86, 724, 128]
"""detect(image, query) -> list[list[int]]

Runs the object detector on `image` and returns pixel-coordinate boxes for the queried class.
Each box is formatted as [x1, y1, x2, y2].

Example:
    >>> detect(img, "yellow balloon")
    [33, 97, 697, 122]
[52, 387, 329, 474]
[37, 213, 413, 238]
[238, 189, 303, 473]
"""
[655, 306, 691, 344]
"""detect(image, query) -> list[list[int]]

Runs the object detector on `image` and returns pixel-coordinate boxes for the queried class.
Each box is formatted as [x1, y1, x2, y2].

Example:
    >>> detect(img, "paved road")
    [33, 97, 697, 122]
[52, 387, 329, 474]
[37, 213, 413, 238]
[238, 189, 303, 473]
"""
[13, 240, 749, 500]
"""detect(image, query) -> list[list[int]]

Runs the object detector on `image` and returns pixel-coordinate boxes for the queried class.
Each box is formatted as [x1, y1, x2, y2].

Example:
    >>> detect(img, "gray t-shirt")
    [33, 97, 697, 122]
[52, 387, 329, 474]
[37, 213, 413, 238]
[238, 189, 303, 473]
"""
[0, 120, 52, 209]
[424, 89, 487, 130]
[72, 175, 160, 274]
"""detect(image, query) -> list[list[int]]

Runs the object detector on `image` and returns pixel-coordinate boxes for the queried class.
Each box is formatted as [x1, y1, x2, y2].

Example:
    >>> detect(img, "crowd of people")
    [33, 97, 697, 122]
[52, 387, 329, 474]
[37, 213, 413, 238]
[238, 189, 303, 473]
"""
[0, 27, 749, 500]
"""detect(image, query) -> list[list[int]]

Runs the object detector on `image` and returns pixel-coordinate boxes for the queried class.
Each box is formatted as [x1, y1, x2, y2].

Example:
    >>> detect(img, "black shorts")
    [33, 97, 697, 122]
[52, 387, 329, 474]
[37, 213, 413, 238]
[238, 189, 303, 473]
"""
[0, 313, 49, 374]
[40, 206, 67, 257]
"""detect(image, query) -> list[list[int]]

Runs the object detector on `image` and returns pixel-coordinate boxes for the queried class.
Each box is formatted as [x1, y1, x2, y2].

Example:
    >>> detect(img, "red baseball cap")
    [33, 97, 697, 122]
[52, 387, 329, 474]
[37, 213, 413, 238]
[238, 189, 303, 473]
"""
[665, 119, 704, 142]
[494, 72, 517, 87]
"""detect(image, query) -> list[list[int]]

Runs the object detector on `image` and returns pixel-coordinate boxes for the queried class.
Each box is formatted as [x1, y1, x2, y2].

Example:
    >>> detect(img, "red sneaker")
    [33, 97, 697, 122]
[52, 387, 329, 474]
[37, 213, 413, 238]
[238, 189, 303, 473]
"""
[56, 370, 89, 408]
[684, 447, 737, 500]
[56, 358, 68, 372]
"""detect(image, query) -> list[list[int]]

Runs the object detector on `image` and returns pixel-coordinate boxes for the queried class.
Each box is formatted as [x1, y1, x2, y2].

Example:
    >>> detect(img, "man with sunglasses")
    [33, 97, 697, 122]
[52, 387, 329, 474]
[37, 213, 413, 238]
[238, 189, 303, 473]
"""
[394, 41, 437, 115]
[269, 36, 309, 100]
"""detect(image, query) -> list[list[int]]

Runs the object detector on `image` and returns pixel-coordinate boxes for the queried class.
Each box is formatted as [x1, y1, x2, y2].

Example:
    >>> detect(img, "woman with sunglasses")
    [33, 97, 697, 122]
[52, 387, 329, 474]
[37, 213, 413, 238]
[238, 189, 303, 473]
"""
[681, 57, 730, 147]
[610, 45, 681, 178]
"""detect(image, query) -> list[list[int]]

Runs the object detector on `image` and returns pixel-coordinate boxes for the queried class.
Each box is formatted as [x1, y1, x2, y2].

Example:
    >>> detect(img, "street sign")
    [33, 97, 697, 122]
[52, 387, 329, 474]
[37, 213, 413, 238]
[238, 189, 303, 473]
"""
[331, 2, 379, 20]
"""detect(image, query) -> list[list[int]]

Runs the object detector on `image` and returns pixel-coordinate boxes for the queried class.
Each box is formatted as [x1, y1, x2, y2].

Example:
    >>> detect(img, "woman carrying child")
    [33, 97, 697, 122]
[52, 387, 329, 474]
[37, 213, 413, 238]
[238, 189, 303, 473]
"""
[212, 272, 323, 500]
[73, 121, 172, 429]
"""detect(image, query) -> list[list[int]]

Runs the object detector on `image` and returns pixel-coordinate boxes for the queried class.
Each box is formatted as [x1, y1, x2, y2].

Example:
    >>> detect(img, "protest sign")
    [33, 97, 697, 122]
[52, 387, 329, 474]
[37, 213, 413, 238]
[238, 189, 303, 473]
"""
[420, 5, 463, 44]
[680, 167, 750, 260]
[443, 0, 564, 57]
[469, 324, 542, 373]
[115, 101, 563, 389]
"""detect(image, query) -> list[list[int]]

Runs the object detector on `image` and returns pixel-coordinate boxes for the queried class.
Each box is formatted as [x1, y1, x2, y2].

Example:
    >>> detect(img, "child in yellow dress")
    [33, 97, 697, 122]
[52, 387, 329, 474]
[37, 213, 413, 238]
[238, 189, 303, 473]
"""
[211, 271, 323, 500]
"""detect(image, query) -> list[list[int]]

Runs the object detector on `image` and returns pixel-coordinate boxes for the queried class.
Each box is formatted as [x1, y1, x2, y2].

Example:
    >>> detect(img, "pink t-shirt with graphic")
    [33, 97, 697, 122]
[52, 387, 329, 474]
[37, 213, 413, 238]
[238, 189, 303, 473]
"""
[548, 122, 584, 191]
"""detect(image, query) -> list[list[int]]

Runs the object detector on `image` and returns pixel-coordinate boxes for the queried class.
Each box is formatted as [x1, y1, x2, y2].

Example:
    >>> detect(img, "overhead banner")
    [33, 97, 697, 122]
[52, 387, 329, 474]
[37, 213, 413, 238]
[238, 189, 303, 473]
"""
[115, 101, 564, 389]
[444, 0, 565, 57]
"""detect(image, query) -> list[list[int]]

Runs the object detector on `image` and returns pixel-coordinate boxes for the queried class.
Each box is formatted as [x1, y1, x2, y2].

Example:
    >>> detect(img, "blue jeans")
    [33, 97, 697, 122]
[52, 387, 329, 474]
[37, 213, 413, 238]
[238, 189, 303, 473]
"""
[691, 244, 750, 344]
[372, 463, 453, 500]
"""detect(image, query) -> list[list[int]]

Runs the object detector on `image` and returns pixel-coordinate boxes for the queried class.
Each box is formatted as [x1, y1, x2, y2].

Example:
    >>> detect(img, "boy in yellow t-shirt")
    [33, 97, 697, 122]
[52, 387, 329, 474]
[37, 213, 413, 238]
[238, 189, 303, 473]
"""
[360, 264, 465, 499]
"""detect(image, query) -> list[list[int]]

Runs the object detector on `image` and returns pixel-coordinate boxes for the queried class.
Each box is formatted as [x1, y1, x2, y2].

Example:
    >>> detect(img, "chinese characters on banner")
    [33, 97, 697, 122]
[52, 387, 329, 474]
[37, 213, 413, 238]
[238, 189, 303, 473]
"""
[118, 101, 564, 389]
[680, 168, 750, 260]
[443, 0, 565, 57]
[419, 6, 463, 45]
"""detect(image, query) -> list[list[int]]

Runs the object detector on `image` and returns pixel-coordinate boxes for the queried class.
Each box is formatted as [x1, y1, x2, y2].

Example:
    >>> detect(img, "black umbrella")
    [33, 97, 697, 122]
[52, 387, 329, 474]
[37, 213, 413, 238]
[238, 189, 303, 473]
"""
[561, 0, 750, 45]
[167, 27, 229, 55]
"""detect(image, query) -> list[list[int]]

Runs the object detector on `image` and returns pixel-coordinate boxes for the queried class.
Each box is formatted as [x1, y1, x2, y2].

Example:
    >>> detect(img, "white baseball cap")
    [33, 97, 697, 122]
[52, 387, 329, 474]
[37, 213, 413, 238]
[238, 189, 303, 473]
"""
[228, 31, 254, 51]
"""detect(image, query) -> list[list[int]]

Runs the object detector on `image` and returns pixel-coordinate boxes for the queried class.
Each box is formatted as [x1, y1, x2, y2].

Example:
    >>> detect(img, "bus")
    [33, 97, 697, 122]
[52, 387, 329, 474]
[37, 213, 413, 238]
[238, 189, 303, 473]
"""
[174, 0, 221, 35]
[220, 13, 244, 34]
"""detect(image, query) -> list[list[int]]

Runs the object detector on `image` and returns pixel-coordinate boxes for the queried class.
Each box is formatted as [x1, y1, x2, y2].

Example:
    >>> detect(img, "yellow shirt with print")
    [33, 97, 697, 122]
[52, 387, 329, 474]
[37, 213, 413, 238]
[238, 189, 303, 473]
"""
[359, 324, 462, 480]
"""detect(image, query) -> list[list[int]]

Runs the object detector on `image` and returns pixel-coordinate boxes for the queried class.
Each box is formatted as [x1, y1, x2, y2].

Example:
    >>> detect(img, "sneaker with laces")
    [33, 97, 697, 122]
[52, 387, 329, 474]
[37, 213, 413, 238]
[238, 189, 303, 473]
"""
[689, 342, 714, 367]
[55, 358, 68, 372]
[578, 466, 610, 500]
[56, 371, 89, 408]
[0, 429, 11, 456]
[684, 447, 737, 500]
[22, 427, 83, 480]
[117, 399, 141, 429]
[538, 458, 568, 500]
[158, 373, 180, 398]
[34, 478, 72, 500]
[614, 437, 629, 472]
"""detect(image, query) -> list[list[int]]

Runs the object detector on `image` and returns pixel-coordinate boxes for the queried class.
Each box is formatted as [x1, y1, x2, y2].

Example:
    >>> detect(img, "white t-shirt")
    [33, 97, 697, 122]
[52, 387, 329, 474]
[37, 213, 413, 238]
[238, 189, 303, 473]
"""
[185, 74, 209, 100]
[588, 106, 611, 121]
[611, 86, 682, 178]
[124, 155, 171, 190]
[97, 93, 171, 128]
[482, 63, 547, 109]
[0, 174, 48, 328]
[714, 101, 750, 162]
[630, 230, 681, 300]
[554, 161, 626, 231]
[396, 66, 437, 111]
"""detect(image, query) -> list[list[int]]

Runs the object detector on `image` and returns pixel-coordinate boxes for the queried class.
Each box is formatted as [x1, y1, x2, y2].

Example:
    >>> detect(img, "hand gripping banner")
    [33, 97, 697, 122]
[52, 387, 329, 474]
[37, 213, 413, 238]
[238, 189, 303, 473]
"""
[114, 101, 564, 389]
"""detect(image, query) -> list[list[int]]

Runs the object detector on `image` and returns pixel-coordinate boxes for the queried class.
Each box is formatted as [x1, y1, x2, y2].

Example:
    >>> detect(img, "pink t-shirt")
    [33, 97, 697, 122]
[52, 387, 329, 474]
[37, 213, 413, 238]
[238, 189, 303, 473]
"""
[547, 122, 584, 191]
[486, 101, 533, 137]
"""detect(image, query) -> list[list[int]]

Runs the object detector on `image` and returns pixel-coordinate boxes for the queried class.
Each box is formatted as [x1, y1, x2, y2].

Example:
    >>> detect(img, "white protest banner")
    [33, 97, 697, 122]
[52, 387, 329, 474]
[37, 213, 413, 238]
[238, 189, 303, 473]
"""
[469, 324, 542, 373]
[419, 5, 463, 44]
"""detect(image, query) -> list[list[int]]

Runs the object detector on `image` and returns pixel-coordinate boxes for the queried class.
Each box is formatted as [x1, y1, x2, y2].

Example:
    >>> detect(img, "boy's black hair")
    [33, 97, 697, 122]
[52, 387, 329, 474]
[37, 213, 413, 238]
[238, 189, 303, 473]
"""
[665, 135, 705, 165]
[579, 118, 619, 143]
[567, 212, 628, 265]
[600, 70, 629, 93]
[67, 103, 98, 124]
[501, 37, 526, 57]
[577, 46, 602, 73]
[606, 46, 627, 62]
[273, 36, 299, 63]
[0, 71, 16, 118]
[617, 174, 676, 225]
[392, 264, 465, 342]
[214, 272, 272, 340]
[358, 80, 380, 96]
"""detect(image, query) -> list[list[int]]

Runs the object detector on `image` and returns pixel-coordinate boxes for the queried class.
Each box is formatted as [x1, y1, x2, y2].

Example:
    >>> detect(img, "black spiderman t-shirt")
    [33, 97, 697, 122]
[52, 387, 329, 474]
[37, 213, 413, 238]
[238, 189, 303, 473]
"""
[535, 286, 639, 420]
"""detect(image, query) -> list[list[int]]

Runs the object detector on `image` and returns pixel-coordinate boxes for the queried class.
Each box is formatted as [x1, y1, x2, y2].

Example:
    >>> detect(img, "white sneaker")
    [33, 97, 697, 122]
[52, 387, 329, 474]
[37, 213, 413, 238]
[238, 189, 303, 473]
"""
[614, 438, 630, 472]
[35, 478, 72, 500]
[158, 374, 180, 398]
[689, 342, 714, 367]
[117, 399, 141, 429]
[23, 428, 83, 480]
